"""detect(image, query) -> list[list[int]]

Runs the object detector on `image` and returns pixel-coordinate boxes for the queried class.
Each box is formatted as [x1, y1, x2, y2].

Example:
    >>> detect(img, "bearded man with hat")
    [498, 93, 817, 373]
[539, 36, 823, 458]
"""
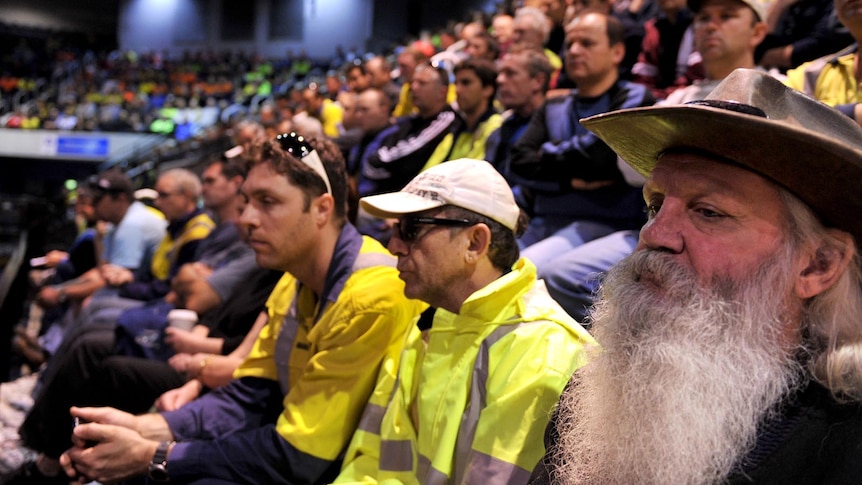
[530, 68, 862, 484]
[334, 158, 596, 484]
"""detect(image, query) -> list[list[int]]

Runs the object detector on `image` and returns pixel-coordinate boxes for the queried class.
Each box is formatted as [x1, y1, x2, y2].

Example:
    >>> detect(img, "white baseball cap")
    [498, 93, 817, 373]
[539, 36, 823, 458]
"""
[359, 158, 520, 231]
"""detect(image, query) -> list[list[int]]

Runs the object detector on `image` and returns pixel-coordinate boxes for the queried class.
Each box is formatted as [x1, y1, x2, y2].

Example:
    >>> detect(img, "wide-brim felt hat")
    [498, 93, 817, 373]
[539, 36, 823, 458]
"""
[581, 68, 862, 244]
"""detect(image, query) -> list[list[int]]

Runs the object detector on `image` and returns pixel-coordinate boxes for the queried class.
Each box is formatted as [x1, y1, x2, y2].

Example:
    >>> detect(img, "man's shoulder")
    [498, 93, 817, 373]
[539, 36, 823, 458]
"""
[265, 272, 298, 313]
[482, 276, 594, 377]
[327, 239, 423, 327]
[544, 94, 574, 107]
[788, 45, 857, 88]
[340, 237, 409, 302]
[603, 79, 656, 109]
[734, 383, 862, 484]
[179, 211, 216, 240]
[120, 202, 166, 231]
[484, 259, 593, 346]
[520, 279, 594, 340]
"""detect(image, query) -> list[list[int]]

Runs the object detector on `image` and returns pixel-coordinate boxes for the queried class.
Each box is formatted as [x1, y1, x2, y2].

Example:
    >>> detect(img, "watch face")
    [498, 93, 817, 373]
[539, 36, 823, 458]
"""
[148, 463, 169, 482]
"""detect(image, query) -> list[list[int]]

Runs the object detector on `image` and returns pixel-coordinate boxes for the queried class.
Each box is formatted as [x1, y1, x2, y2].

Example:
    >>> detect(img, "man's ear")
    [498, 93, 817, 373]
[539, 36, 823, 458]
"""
[312, 193, 335, 227]
[750, 21, 768, 49]
[610, 42, 625, 66]
[795, 229, 855, 299]
[482, 84, 494, 102]
[465, 223, 492, 264]
[230, 175, 244, 193]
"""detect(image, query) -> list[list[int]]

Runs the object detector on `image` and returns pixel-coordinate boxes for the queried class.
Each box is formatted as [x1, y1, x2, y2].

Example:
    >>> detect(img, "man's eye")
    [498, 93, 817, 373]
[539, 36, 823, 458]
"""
[645, 204, 660, 218]
[696, 208, 723, 218]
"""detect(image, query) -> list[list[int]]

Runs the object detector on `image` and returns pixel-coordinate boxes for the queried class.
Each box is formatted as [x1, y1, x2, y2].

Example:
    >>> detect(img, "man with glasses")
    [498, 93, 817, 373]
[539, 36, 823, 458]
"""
[334, 158, 595, 484]
[59, 136, 423, 485]
[86, 168, 214, 307]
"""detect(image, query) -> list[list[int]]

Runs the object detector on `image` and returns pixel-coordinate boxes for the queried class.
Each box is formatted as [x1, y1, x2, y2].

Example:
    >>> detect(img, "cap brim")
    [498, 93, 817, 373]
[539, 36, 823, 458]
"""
[360, 191, 446, 220]
[582, 104, 862, 244]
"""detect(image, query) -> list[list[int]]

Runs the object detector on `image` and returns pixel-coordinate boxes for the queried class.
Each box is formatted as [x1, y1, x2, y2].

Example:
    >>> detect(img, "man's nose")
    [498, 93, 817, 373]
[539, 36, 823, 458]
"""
[637, 202, 684, 254]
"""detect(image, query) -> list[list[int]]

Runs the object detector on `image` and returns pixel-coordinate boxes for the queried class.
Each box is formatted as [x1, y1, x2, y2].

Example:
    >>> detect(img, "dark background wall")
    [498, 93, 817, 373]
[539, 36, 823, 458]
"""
[3, 0, 501, 59]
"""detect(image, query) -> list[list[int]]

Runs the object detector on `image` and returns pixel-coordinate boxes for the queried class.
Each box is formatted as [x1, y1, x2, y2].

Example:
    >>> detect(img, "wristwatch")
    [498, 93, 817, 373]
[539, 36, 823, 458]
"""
[148, 440, 173, 482]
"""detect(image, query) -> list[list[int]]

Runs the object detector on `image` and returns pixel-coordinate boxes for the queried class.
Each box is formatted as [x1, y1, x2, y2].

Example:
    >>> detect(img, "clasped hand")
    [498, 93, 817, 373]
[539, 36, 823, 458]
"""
[60, 406, 157, 483]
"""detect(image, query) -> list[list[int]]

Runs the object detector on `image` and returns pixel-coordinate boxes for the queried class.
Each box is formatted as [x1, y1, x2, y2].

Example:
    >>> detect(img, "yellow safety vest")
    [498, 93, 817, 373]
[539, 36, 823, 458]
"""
[336, 258, 597, 484]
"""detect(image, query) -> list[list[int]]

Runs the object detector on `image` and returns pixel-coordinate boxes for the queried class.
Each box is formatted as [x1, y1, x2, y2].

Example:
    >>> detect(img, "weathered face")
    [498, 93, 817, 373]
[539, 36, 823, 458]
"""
[496, 52, 540, 111]
[386, 210, 474, 307]
[638, 152, 790, 290]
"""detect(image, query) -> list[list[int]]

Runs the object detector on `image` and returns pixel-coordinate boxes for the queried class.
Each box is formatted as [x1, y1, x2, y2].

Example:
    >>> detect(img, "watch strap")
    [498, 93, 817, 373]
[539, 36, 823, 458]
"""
[148, 440, 173, 482]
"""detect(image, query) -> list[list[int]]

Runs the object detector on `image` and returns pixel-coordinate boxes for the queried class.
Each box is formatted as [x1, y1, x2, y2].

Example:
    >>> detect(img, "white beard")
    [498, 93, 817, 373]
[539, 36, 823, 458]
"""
[552, 249, 806, 484]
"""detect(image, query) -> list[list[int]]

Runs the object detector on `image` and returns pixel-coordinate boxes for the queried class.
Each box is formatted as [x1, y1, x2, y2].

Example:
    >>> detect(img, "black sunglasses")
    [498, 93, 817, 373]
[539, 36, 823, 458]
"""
[275, 131, 314, 158]
[274, 132, 332, 194]
[394, 216, 476, 243]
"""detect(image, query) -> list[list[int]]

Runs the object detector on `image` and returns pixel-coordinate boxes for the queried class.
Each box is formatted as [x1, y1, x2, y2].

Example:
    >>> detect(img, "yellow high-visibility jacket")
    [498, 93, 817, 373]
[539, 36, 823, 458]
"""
[785, 45, 859, 108]
[336, 258, 596, 484]
[163, 228, 426, 484]
[233, 234, 425, 467]
[421, 111, 503, 173]
[150, 210, 214, 280]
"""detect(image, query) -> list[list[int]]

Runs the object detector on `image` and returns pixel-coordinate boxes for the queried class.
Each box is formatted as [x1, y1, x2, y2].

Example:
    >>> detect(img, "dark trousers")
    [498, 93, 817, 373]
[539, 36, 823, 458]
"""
[19, 323, 184, 458]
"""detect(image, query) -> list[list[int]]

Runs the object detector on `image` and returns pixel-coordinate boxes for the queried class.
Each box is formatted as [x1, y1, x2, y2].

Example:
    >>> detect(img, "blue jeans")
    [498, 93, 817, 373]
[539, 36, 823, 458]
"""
[521, 219, 620, 268]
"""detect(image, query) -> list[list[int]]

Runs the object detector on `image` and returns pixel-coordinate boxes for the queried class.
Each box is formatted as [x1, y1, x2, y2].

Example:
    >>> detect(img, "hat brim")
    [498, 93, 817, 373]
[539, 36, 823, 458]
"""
[582, 104, 862, 243]
[360, 191, 447, 220]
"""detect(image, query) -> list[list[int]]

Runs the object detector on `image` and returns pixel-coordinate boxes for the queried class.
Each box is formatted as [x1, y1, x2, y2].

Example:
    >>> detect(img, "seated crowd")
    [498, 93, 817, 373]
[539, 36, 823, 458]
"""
[3, 0, 862, 483]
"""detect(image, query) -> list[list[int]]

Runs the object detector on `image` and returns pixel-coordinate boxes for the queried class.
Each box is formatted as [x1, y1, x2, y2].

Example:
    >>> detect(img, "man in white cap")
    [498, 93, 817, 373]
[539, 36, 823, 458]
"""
[530, 68, 862, 484]
[334, 158, 596, 484]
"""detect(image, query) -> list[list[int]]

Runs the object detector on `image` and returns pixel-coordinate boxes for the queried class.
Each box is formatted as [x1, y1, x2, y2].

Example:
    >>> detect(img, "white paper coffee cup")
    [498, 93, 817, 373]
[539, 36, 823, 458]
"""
[167, 309, 198, 331]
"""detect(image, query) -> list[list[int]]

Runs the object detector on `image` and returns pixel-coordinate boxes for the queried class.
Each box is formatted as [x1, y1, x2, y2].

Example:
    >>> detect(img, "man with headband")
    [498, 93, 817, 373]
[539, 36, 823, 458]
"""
[58, 136, 423, 485]
[531, 69, 862, 483]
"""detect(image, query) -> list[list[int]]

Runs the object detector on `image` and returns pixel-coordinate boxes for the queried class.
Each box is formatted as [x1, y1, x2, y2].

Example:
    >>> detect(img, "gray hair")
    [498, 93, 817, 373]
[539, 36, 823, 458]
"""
[782, 190, 862, 402]
[161, 168, 202, 199]
[515, 6, 551, 44]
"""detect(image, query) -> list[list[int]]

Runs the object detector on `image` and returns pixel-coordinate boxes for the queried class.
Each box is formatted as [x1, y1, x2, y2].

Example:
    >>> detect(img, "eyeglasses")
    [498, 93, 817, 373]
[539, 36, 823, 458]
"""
[156, 191, 181, 199]
[393, 216, 476, 243]
[275, 132, 333, 195]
